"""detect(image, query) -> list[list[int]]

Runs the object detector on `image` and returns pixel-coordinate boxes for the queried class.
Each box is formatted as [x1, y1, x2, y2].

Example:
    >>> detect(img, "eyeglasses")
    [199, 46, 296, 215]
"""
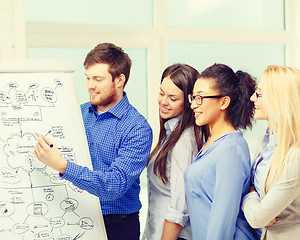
[188, 94, 224, 105]
[255, 91, 262, 98]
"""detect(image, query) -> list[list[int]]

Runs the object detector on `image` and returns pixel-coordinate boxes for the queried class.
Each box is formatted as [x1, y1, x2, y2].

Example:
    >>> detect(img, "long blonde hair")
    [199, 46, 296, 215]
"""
[261, 65, 300, 191]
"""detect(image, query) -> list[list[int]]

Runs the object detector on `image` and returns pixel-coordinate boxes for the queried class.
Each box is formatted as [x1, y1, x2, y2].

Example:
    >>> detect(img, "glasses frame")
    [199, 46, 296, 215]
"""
[188, 94, 224, 105]
[255, 91, 262, 98]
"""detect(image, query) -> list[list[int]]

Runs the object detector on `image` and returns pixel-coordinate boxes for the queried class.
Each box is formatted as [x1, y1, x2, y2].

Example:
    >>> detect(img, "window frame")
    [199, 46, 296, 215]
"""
[24, 0, 300, 138]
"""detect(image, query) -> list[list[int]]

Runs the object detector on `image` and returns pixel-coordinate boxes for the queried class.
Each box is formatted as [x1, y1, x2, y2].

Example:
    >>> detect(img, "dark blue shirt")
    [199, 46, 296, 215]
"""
[62, 93, 153, 215]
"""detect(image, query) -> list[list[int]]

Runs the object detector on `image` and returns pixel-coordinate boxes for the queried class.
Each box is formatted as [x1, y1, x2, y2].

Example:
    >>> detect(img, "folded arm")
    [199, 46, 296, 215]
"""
[242, 150, 300, 228]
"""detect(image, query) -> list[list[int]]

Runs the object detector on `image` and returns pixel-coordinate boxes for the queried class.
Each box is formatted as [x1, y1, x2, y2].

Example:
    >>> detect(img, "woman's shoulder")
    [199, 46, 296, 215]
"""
[213, 131, 251, 165]
[180, 125, 195, 138]
[168, 126, 195, 146]
[170, 126, 198, 159]
[288, 143, 300, 160]
[284, 143, 300, 175]
[217, 131, 248, 151]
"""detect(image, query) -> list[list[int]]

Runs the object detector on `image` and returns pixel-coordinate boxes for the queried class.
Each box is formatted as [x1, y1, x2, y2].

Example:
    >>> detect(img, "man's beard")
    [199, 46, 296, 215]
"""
[90, 87, 117, 108]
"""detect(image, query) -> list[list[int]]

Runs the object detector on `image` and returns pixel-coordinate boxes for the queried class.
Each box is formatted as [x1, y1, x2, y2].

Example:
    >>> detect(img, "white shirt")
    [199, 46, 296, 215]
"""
[142, 116, 198, 240]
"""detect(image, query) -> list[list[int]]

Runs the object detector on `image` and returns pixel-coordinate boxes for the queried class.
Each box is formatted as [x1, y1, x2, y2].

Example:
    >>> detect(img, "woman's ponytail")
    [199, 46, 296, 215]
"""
[199, 64, 256, 129]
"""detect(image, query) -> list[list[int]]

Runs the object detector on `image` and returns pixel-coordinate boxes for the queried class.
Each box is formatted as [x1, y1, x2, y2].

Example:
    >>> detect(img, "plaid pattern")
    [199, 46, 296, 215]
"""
[63, 93, 152, 215]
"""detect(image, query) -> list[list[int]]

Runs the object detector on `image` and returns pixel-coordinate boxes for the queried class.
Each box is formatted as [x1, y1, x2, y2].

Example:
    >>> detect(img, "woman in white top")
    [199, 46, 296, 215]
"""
[142, 64, 208, 240]
[242, 65, 300, 239]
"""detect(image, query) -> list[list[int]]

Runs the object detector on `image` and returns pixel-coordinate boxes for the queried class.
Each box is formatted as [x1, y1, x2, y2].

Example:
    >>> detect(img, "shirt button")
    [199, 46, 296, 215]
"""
[91, 142, 94, 145]
[96, 122, 99, 125]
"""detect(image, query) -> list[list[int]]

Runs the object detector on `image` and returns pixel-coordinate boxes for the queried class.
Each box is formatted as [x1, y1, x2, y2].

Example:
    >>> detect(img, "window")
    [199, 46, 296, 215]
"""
[167, 0, 284, 30]
[25, 0, 297, 232]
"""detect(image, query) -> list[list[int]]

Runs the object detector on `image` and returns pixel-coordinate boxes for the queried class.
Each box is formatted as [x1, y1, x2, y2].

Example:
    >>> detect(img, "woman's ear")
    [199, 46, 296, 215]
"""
[114, 74, 126, 89]
[220, 96, 231, 110]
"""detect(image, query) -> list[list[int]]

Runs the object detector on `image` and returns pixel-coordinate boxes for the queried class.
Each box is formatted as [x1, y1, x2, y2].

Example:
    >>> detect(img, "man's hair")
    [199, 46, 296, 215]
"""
[84, 42, 132, 86]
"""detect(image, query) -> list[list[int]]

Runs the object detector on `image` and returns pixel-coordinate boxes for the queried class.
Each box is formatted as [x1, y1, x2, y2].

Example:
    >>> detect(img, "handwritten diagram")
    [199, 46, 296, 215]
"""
[0, 68, 106, 240]
[0, 78, 61, 121]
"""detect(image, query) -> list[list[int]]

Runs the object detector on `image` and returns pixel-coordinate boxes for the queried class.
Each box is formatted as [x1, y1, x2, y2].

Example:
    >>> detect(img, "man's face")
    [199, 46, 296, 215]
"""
[85, 63, 117, 112]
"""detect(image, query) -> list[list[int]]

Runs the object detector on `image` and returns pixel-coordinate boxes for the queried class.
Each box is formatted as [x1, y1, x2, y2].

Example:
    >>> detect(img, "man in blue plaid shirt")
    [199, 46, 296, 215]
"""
[34, 43, 153, 240]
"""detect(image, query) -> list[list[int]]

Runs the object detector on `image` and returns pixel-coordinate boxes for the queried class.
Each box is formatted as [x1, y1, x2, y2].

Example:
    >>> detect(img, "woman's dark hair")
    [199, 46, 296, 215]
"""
[84, 42, 132, 86]
[199, 63, 256, 129]
[148, 63, 209, 183]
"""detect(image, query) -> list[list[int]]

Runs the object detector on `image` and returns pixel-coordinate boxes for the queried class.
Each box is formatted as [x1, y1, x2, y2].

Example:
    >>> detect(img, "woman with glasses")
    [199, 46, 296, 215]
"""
[142, 64, 209, 240]
[242, 65, 300, 240]
[184, 63, 257, 239]
[242, 78, 275, 240]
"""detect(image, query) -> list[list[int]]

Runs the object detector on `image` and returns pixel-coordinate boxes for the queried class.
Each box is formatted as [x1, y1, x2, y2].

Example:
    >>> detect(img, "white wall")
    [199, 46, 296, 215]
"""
[0, 0, 25, 59]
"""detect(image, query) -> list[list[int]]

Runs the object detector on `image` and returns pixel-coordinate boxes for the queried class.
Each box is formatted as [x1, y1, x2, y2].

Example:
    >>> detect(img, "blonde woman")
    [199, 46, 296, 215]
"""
[242, 65, 300, 239]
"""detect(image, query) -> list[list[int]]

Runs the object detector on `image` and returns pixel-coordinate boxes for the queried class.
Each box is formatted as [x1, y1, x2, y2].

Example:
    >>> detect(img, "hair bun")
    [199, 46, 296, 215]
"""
[235, 70, 244, 83]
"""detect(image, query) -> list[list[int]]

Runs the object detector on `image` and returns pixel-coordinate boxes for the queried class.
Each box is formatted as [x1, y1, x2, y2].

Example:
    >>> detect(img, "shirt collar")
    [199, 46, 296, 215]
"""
[265, 128, 277, 147]
[88, 92, 129, 119]
[164, 115, 181, 135]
